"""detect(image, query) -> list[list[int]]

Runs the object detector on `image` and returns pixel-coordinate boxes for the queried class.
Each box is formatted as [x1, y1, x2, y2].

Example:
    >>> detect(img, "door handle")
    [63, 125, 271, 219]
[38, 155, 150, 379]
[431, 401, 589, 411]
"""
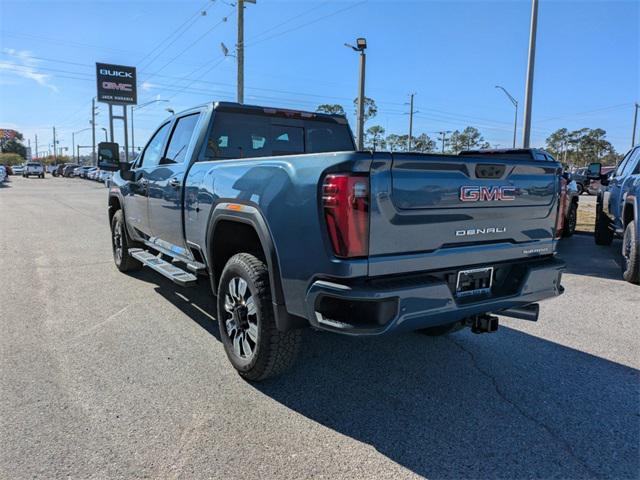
[169, 178, 181, 188]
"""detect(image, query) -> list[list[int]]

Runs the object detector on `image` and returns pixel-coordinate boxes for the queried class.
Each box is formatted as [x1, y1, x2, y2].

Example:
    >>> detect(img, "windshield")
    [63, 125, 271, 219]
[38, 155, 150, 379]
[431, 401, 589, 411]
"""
[202, 112, 355, 161]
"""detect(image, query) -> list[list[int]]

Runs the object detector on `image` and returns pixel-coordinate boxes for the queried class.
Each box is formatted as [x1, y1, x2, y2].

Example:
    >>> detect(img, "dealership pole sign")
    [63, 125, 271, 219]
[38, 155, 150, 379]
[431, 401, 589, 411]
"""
[96, 63, 137, 105]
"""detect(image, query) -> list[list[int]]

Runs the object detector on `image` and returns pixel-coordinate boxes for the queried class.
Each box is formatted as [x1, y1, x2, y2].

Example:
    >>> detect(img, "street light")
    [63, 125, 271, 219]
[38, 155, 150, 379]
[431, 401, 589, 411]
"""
[166, 107, 175, 115]
[131, 99, 169, 154]
[345, 37, 367, 150]
[495, 85, 518, 148]
[101, 128, 108, 142]
[72, 127, 92, 162]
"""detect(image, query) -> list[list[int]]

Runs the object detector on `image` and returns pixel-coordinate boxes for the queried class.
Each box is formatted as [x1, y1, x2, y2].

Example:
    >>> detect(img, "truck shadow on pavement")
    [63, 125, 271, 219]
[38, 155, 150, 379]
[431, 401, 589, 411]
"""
[559, 234, 625, 281]
[134, 269, 639, 479]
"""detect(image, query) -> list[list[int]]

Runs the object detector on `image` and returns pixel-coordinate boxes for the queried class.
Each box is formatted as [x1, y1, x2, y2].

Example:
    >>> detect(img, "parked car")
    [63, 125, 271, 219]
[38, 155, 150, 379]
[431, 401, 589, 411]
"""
[86, 167, 99, 180]
[23, 162, 45, 178]
[0, 165, 7, 183]
[587, 166, 615, 195]
[62, 164, 80, 177]
[78, 166, 95, 178]
[570, 166, 603, 195]
[103, 102, 565, 380]
[12, 165, 24, 175]
[98, 170, 112, 184]
[594, 147, 640, 284]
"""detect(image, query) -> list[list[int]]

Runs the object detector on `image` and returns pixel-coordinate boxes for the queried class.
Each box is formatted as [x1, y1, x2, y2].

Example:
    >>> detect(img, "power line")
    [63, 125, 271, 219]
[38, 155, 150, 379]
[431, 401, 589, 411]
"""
[245, 1, 368, 48]
[245, 1, 329, 44]
[141, 10, 234, 83]
[137, 0, 217, 70]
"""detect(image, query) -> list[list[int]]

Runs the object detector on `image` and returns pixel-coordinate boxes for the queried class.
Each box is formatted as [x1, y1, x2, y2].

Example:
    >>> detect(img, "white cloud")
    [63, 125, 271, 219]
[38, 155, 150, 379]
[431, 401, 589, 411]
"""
[0, 49, 58, 92]
[142, 81, 158, 91]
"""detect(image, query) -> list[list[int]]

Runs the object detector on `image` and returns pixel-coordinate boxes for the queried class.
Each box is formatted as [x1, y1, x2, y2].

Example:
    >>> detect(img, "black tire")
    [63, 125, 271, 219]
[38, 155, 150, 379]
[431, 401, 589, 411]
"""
[594, 200, 614, 246]
[562, 202, 578, 238]
[576, 182, 584, 195]
[417, 321, 465, 336]
[217, 253, 301, 381]
[622, 220, 639, 284]
[110, 210, 142, 272]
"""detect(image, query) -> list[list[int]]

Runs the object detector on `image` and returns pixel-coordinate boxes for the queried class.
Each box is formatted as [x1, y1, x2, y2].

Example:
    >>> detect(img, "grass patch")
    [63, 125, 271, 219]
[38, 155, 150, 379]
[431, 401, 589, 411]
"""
[577, 199, 596, 233]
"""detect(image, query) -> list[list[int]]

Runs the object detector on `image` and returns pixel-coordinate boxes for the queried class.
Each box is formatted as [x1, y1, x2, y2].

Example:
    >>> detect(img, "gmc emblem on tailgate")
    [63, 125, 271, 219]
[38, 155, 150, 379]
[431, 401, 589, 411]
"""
[459, 186, 517, 202]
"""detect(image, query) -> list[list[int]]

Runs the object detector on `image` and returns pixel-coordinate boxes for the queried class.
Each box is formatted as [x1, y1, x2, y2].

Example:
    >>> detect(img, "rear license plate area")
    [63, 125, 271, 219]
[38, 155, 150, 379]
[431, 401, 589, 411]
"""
[456, 267, 493, 298]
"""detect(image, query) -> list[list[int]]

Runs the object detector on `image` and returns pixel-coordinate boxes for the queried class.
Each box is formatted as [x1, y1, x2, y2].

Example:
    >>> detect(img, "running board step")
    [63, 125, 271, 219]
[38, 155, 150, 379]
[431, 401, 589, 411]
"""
[129, 248, 197, 287]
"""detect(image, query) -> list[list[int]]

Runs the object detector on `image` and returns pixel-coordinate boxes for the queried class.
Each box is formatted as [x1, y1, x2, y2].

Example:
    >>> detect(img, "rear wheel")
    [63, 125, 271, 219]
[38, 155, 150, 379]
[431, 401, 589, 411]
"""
[594, 200, 614, 246]
[217, 253, 301, 381]
[576, 182, 584, 195]
[110, 210, 141, 272]
[621, 220, 639, 284]
[562, 202, 577, 238]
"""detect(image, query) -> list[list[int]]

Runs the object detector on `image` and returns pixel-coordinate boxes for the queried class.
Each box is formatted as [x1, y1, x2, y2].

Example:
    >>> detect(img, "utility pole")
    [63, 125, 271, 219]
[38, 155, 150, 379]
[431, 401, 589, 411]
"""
[522, 0, 538, 148]
[438, 131, 451, 154]
[52, 126, 57, 163]
[407, 93, 417, 151]
[632, 102, 639, 148]
[235, 0, 255, 104]
[35, 134, 38, 159]
[72, 132, 75, 162]
[91, 98, 97, 164]
[237, 0, 244, 104]
[495, 85, 518, 148]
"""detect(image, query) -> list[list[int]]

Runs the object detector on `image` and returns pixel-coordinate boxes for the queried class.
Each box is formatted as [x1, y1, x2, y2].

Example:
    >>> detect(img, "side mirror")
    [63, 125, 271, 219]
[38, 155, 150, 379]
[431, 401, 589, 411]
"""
[97, 142, 121, 172]
[120, 162, 134, 181]
[587, 162, 602, 178]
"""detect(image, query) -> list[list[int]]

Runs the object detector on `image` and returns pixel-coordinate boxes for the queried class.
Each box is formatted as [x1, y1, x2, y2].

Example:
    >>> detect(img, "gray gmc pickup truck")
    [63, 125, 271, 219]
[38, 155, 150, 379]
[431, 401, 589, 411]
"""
[101, 102, 565, 380]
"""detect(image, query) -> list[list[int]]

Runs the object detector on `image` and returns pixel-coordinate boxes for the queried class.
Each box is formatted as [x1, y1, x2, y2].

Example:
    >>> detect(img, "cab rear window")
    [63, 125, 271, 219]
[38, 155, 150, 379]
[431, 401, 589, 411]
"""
[202, 112, 354, 161]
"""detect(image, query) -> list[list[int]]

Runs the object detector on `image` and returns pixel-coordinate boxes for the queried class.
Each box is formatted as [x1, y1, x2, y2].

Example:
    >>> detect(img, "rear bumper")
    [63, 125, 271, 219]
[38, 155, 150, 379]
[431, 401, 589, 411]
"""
[304, 256, 565, 336]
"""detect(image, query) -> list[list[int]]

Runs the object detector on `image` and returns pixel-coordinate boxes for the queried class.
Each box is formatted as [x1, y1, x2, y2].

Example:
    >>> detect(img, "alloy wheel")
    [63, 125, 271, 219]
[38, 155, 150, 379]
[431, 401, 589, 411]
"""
[222, 277, 258, 360]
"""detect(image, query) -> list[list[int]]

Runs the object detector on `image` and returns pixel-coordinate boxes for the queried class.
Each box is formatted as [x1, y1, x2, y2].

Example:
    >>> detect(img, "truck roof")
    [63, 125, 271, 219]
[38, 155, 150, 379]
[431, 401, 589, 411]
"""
[168, 101, 349, 125]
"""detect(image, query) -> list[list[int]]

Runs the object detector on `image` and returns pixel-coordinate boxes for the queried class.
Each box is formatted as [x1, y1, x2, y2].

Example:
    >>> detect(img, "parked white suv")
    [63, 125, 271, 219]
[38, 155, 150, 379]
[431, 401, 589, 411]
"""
[24, 162, 45, 178]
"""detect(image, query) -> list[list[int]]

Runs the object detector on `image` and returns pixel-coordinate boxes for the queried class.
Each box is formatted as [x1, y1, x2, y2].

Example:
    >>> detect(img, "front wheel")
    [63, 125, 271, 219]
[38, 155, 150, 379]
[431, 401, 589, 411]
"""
[110, 210, 141, 272]
[217, 253, 301, 381]
[594, 200, 614, 246]
[576, 183, 584, 195]
[622, 220, 639, 284]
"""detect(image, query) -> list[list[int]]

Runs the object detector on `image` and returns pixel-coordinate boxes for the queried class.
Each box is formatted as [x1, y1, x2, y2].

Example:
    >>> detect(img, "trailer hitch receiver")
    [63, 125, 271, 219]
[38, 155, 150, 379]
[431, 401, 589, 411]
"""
[468, 314, 499, 334]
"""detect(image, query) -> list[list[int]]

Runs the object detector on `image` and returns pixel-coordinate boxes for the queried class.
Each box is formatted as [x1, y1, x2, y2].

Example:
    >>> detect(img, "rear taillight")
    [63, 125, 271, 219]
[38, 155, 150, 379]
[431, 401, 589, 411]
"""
[322, 173, 369, 258]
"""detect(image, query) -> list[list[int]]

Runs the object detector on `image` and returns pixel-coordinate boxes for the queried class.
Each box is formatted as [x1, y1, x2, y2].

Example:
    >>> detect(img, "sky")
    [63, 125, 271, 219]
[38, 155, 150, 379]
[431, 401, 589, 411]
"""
[0, 0, 638, 157]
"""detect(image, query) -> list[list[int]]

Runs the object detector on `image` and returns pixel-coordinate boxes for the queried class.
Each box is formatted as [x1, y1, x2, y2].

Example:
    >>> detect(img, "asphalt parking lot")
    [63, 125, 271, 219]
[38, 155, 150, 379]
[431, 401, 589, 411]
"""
[1, 175, 639, 479]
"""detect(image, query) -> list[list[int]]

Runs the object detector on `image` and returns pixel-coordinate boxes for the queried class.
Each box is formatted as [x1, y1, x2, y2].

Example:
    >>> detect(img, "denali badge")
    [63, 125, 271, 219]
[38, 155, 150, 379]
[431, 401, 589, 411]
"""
[456, 227, 506, 236]
[460, 186, 517, 202]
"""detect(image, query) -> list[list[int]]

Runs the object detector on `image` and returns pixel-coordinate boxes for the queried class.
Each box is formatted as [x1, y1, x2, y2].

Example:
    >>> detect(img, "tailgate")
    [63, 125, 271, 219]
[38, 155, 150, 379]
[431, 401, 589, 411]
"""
[368, 152, 561, 275]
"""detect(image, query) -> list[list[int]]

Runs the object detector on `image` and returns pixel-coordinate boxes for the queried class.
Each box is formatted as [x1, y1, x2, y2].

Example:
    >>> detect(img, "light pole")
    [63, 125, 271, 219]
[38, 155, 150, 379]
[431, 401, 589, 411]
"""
[522, 0, 539, 148]
[72, 127, 92, 162]
[495, 85, 518, 148]
[345, 37, 367, 150]
[131, 99, 168, 155]
[166, 108, 175, 115]
[101, 128, 108, 142]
